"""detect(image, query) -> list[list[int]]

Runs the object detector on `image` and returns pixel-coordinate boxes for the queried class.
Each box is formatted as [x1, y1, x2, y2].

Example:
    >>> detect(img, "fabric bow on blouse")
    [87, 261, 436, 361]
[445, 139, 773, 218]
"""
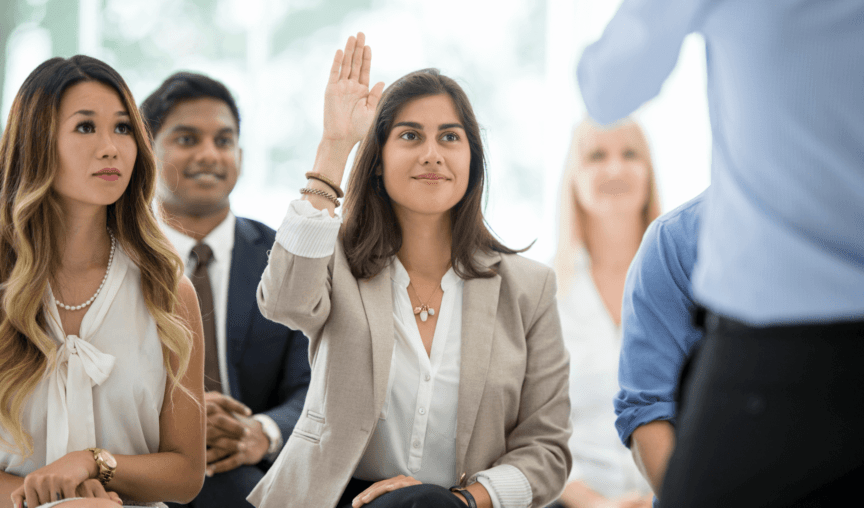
[43, 255, 127, 465]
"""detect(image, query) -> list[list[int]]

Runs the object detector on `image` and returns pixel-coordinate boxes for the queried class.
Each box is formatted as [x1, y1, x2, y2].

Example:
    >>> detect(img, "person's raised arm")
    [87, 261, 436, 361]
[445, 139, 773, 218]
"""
[305, 31, 384, 217]
[577, 0, 710, 124]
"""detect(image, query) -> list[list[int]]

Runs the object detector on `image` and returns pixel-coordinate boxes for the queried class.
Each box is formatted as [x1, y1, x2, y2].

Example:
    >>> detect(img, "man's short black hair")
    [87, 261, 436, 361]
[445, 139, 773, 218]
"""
[140, 72, 241, 138]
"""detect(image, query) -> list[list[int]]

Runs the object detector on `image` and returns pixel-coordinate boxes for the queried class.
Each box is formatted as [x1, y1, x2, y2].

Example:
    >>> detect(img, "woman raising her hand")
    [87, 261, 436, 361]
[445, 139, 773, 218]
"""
[0, 56, 205, 508]
[248, 33, 571, 508]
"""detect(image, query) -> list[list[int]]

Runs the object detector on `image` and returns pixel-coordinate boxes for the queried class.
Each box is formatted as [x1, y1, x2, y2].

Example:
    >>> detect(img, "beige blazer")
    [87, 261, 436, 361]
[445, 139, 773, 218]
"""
[248, 239, 572, 508]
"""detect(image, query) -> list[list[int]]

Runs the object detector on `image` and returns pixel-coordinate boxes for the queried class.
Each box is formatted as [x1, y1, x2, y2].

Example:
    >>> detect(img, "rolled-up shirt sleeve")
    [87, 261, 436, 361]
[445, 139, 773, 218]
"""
[615, 208, 702, 447]
[274, 199, 342, 258]
[472, 464, 532, 508]
[577, 0, 711, 124]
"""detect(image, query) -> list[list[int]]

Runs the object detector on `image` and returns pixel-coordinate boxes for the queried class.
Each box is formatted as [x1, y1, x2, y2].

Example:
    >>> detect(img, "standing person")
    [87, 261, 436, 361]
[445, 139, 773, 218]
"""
[578, 1, 864, 506]
[0, 56, 205, 508]
[140, 72, 311, 508]
[248, 32, 572, 508]
[615, 191, 705, 504]
[550, 119, 659, 508]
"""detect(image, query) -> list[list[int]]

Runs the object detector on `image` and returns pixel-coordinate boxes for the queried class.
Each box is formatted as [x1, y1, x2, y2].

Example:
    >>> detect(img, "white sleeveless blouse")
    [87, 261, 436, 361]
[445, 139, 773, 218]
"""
[0, 246, 166, 479]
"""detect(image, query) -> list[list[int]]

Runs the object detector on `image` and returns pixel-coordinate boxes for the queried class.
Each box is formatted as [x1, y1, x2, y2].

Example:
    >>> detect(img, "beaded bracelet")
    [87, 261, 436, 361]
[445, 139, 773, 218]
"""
[299, 187, 340, 208]
[305, 171, 344, 198]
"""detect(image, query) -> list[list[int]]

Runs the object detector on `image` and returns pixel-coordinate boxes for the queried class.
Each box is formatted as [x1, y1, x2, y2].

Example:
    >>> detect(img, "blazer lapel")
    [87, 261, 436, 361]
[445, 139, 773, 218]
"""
[357, 265, 395, 421]
[455, 250, 502, 474]
[226, 218, 262, 368]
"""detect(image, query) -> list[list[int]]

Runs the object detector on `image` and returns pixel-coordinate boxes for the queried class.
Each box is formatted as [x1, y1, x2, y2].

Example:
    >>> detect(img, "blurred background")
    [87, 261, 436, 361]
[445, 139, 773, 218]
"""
[0, 0, 710, 263]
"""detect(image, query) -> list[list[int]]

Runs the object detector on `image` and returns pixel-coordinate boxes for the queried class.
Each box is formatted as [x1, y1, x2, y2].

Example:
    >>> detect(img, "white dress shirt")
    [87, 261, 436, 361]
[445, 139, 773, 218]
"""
[160, 212, 235, 395]
[159, 212, 283, 459]
[274, 199, 533, 508]
[559, 249, 651, 499]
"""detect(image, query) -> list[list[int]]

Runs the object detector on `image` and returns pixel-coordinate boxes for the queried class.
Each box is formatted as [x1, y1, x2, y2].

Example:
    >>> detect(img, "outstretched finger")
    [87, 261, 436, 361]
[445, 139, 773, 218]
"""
[348, 32, 366, 80]
[10, 485, 24, 508]
[366, 81, 386, 111]
[107, 491, 123, 505]
[329, 49, 343, 84]
[207, 452, 243, 475]
[359, 45, 372, 86]
[205, 392, 251, 416]
[339, 36, 357, 80]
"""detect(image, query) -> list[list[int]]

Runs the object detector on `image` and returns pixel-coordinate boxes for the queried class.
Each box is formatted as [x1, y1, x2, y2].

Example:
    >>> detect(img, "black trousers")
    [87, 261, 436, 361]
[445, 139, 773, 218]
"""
[337, 477, 465, 508]
[659, 313, 864, 507]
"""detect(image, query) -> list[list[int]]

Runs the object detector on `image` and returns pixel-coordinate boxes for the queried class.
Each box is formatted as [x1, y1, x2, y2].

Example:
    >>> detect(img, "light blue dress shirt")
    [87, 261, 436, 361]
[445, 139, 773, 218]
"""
[578, 0, 864, 324]
[615, 192, 704, 449]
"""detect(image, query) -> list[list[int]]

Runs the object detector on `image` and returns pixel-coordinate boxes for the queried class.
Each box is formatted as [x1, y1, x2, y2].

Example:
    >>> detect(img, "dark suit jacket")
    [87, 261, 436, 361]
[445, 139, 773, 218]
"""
[225, 217, 310, 448]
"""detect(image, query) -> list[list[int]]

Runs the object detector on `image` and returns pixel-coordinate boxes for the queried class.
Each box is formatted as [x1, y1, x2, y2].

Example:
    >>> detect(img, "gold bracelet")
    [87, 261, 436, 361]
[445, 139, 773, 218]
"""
[300, 187, 340, 208]
[305, 171, 344, 198]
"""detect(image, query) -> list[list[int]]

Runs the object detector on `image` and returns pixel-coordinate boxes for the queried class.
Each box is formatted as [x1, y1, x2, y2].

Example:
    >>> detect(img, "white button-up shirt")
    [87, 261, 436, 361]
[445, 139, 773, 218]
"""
[353, 256, 463, 485]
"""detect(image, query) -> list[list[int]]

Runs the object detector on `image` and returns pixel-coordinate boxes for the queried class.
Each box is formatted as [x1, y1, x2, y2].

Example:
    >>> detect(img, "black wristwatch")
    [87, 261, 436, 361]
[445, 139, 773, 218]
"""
[449, 485, 478, 508]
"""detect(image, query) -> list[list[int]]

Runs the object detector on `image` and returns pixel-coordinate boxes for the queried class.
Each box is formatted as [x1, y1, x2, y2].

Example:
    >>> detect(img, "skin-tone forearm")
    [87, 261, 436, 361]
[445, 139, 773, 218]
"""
[559, 480, 607, 508]
[630, 420, 675, 497]
[1, 471, 24, 507]
[104, 450, 203, 503]
[302, 139, 356, 217]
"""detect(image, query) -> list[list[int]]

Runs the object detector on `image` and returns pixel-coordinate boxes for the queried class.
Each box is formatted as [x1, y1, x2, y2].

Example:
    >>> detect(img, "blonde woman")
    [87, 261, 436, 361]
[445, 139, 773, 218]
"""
[0, 56, 205, 508]
[551, 119, 660, 508]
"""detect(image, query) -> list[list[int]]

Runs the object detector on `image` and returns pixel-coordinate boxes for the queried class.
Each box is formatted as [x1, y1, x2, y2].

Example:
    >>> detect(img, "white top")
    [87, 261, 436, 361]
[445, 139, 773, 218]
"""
[353, 256, 463, 485]
[0, 247, 166, 491]
[559, 249, 651, 498]
[275, 199, 533, 508]
[160, 212, 235, 394]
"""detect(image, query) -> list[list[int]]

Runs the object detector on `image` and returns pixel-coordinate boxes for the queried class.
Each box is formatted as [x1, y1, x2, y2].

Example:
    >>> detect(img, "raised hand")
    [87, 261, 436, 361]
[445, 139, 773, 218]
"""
[323, 32, 385, 147]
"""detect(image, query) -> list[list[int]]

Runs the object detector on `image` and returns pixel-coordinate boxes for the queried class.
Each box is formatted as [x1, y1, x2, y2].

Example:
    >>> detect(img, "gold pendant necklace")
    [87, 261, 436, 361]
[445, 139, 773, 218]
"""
[409, 281, 441, 323]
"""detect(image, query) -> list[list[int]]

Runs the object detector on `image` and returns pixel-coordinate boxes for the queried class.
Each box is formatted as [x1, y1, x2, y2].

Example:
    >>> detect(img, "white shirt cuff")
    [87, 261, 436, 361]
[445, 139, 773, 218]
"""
[251, 414, 283, 462]
[471, 464, 532, 508]
[274, 199, 342, 258]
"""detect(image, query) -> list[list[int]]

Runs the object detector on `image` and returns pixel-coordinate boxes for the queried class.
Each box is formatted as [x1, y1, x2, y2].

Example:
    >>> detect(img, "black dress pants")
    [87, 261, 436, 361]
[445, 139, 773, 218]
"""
[659, 314, 864, 507]
[337, 477, 465, 508]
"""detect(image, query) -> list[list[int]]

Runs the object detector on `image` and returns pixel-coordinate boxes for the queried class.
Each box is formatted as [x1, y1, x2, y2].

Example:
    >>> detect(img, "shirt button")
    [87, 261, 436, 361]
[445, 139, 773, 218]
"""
[418, 407, 426, 415]
[424, 374, 431, 381]
[413, 440, 420, 448]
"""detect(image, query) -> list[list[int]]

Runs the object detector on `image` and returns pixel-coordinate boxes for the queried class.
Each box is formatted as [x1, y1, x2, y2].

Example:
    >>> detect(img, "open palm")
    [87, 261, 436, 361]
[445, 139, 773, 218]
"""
[323, 32, 385, 146]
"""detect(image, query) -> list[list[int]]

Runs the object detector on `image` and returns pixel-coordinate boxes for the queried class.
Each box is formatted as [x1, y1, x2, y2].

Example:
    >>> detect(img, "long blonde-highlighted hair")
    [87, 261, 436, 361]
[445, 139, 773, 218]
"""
[0, 55, 193, 457]
[553, 118, 662, 292]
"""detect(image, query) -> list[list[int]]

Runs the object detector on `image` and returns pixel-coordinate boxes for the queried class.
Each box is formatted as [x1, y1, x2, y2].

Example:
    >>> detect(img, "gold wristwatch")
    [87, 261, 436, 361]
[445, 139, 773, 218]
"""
[87, 447, 117, 485]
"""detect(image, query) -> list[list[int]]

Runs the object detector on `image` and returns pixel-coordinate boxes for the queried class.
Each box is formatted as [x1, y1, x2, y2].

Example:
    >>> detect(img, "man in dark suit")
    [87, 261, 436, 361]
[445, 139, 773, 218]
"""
[140, 72, 310, 508]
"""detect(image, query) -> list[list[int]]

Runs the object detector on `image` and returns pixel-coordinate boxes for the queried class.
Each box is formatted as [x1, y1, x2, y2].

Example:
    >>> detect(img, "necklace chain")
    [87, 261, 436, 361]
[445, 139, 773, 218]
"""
[53, 230, 116, 312]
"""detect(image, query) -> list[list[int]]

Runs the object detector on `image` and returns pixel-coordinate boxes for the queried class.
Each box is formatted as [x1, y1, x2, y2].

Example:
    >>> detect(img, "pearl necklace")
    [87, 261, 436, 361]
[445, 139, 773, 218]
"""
[53, 231, 116, 312]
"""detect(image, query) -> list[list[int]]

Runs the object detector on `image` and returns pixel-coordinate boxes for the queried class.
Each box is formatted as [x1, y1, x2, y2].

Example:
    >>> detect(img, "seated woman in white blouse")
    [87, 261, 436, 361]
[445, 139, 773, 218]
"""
[549, 118, 661, 508]
[0, 55, 205, 508]
[247, 33, 572, 508]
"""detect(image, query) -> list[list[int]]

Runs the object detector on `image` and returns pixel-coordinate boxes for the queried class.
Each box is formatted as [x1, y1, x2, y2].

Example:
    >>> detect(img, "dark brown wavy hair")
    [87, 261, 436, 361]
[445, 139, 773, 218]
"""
[0, 55, 193, 457]
[341, 68, 525, 280]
